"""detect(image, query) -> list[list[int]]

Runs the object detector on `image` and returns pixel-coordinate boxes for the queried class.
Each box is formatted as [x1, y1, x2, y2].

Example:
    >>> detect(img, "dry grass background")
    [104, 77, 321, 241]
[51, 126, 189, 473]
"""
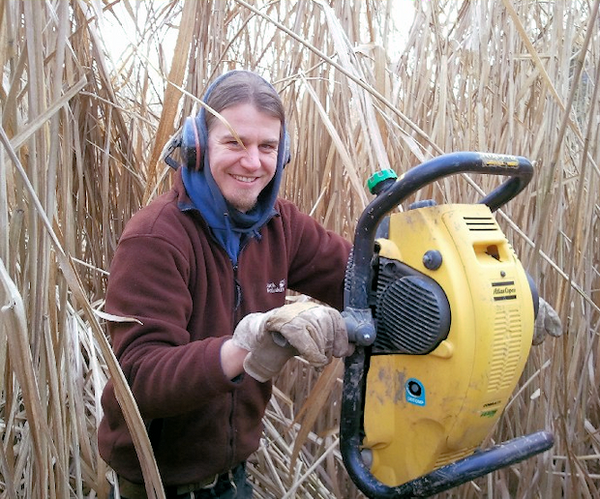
[0, 0, 599, 497]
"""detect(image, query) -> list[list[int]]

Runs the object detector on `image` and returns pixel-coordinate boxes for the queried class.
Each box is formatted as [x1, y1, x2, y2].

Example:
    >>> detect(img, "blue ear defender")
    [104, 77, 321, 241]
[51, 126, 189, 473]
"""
[181, 115, 202, 171]
[178, 112, 291, 171]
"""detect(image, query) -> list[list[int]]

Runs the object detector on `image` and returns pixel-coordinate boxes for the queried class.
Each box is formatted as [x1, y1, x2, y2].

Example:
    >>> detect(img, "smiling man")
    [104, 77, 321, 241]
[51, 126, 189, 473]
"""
[98, 70, 353, 498]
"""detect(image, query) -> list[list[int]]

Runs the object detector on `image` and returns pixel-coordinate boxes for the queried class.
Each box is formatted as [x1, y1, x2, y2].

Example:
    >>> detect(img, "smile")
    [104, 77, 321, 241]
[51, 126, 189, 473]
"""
[231, 174, 257, 183]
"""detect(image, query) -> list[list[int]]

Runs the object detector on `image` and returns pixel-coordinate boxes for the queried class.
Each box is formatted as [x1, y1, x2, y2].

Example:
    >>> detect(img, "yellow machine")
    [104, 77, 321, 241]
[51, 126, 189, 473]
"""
[340, 152, 553, 498]
[364, 202, 534, 485]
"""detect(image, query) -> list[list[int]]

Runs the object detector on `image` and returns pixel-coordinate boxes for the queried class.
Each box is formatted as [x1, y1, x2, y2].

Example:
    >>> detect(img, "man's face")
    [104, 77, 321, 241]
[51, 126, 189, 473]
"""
[207, 103, 281, 213]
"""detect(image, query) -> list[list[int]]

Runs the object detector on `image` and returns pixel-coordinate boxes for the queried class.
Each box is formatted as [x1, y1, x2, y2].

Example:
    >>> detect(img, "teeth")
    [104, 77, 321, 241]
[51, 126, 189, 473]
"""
[232, 175, 255, 183]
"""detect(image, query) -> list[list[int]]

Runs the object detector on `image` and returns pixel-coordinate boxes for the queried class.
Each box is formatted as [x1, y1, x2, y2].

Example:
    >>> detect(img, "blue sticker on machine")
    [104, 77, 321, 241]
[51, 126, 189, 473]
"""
[406, 378, 426, 406]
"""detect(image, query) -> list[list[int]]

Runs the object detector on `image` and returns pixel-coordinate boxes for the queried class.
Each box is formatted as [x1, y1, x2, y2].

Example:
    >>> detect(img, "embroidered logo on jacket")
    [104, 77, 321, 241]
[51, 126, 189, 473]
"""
[266, 279, 286, 294]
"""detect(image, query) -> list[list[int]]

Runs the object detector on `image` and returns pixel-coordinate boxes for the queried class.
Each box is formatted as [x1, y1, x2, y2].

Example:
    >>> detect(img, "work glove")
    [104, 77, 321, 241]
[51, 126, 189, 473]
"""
[532, 297, 563, 345]
[232, 302, 349, 382]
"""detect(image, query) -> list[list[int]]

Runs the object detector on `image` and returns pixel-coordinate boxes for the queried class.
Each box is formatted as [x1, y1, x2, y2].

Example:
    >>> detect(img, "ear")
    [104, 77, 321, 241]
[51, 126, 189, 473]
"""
[181, 116, 202, 170]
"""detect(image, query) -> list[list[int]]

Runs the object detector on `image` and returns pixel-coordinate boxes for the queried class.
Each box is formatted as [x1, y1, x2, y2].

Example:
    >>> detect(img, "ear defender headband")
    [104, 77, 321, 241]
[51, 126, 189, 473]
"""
[177, 71, 291, 171]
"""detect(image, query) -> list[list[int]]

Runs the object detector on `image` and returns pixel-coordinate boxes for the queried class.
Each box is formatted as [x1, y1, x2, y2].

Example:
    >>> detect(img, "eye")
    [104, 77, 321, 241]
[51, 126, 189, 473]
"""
[259, 143, 278, 153]
[226, 140, 244, 150]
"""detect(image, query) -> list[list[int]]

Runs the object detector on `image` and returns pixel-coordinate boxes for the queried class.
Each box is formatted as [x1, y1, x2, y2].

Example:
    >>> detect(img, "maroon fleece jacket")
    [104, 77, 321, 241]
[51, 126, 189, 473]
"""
[98, 170, 351, 485]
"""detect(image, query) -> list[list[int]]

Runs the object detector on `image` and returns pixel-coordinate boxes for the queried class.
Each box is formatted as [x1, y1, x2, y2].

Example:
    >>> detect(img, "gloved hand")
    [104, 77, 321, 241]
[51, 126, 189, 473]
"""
[231, 310, 294, 382]
[232, 302, 349, 382]
[532, 297, 563, 345]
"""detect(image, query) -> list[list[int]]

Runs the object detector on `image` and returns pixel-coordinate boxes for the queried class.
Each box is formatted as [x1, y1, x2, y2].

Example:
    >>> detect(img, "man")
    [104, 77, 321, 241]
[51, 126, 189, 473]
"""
[99, 70, 352, 499]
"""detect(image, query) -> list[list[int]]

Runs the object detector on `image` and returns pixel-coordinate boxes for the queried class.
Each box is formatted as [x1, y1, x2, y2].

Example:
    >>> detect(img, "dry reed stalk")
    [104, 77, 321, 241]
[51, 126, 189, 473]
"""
[0, 0, 599, 497]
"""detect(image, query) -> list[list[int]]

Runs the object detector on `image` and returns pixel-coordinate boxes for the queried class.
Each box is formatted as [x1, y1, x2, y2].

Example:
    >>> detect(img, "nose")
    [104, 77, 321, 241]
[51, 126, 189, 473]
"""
[239, 145, 261, 170]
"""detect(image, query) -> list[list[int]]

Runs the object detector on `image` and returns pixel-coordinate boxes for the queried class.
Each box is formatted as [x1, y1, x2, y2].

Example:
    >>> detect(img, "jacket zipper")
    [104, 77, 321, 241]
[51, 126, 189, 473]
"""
[226, 264, 242, 470]
[224, 234, 253, 471]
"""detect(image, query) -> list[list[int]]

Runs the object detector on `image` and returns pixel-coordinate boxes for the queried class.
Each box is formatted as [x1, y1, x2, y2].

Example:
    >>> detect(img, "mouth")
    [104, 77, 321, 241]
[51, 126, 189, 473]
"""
[231, 174, 258, 184]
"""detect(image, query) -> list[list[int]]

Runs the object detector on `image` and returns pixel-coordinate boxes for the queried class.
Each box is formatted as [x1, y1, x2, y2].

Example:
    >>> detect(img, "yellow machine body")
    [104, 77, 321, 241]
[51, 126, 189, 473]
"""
[363, 203, 534, 486]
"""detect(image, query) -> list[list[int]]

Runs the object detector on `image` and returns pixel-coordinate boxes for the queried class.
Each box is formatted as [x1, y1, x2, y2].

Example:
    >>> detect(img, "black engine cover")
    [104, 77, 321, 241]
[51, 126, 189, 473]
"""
[372, 257, 451, 355]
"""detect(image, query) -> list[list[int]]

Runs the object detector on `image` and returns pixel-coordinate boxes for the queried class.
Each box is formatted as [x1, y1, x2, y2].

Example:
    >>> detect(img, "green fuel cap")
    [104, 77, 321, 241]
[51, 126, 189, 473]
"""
[367, 169, 398, 195]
